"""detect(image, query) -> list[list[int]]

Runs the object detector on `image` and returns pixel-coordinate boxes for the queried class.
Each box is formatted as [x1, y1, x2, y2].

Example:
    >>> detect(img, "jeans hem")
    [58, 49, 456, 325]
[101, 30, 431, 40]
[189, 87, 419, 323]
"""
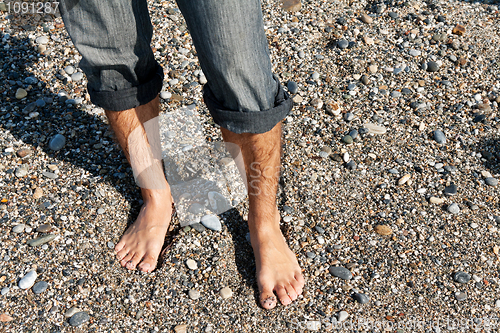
[203, 76, 293, 134]
[88, 63, 164, 111]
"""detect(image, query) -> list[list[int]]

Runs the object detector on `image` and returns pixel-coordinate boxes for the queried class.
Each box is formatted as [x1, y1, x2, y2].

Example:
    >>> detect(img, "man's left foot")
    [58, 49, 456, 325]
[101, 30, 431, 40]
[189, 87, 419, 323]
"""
[249, 207, 304, 309]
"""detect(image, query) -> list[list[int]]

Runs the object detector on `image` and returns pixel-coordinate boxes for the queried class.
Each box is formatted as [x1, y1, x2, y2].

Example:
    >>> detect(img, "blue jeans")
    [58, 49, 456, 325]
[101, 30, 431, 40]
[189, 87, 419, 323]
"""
[59, 0, 292, 134]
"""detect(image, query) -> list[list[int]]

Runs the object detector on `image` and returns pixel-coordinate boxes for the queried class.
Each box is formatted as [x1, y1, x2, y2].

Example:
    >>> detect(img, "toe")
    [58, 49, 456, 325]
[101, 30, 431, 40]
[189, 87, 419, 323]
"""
[285, 284, 298, 301]
[291, 278, 303, 296]
[120, 252, 135, 267]
[126, 253, 143, 270]
[114, 239, 127, 253]
[275, 285, 292, 305]
[138, 253, 157, 273]
[259, 285, 277, 309]
[116, 247, 129, 261]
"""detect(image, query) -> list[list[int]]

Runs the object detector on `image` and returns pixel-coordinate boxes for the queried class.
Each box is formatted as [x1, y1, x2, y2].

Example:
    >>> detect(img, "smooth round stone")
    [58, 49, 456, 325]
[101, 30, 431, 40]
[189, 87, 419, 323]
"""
[427, 61, 440, 72]
[388, 12, 398, 18]
[12, 224, 26, 233]
[160, 91, 172, 99]
[27, 234, 56, 247]
[344, 112, 354, 121]
[364, 123, 387, 135]
[485, 178, 498, 186]
[433, 130, 446, 144]
[168, 79, 179, 86]
[455, 292, 467, 301]
[69, 312, 90, 327]
[71, 72, 84, 82]
[200, 214, 222, 231]
[444, 184, 457, 196]
[353, 293, 369, 304]
[447, 203, 460, 214]
[33, 281, 48, 294]
[35, 36, 49, 44]
[391, 91, 402, 98]
[1, 287, 9, 296]
[25, 76, 38, 85]
[342, 135, 353, 145]
[311, 72, 320, 80]
[19, 271, 37, 289]
[97, 208, 105, 214]
[15, 88, 27, 99]
[49, 134, 66, 151]
[409, 49, 421, 56]
[189, 203, 204, 214]
[64, 65, 75, 75]
[287, 81, 298, 94]
[35, 99, 46, 107]
[191, 223, 206, 232]
[36, 224, 52, 233]
[454, 271, 470, 284]
[360, 75, 370, 85]
[283, 216, 293, 222]
[185, 259, 198, 270]
[14, 166, 28, 178]
[329, 266, 352, 280]
[189, 289, 201, 300]
[65, 307, 80, 318]
[220, 287, 233, 299]
[338, 311, 349, 322]
[107, 241, 114, 249]
[337, 39, 349, 49]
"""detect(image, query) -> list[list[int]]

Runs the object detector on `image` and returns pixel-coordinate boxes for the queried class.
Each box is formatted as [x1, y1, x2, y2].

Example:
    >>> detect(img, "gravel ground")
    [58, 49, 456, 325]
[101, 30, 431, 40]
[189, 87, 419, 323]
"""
[1, 0, 500, 331]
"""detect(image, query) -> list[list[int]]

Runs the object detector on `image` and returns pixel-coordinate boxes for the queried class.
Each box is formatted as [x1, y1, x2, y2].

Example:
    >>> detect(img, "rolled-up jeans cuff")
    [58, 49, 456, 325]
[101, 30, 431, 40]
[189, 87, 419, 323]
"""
[88, 63, 164, 111]
[203, 76, 293, 134]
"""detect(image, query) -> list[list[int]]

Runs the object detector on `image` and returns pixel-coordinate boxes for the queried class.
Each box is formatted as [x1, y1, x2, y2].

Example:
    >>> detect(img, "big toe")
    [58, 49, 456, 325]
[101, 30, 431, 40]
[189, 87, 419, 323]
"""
[259, 287, 277, 309]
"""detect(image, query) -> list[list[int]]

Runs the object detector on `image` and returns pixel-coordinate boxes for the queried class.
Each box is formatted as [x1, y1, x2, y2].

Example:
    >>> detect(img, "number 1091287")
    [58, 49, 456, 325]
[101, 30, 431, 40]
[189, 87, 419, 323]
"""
[6, 2, 59, 15]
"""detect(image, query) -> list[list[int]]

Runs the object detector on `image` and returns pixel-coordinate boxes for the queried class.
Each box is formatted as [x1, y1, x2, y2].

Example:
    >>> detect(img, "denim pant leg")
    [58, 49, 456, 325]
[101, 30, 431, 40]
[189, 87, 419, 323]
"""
[58, 0, 163, 111]
[176, 0, 293, 134]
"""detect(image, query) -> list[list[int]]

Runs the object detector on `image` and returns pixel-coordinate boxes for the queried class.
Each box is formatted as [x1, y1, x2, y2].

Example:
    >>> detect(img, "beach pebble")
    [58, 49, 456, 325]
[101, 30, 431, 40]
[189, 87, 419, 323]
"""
[69, 312, 90, 327]
[447, 203, 460, 214]
[32, 281, 48, 294]
[353, 293, 370, 304]
[433, 130, 446, 144]
[12, 224, 25, 234]
[65, 307, 80, 318]
[338, 311, 349, 322]
[174, 325, 188, 333]
[220, 287, 233, 299]
[200, 215, 222, 231]
[48, 134, 66, 151]
[364, 123, 386, 134]
[329, 266, 352, 280]
[18, 271, 37, 289]
[485, 178, 498, 186]
[189, 289, 201, 300]
[453, 272, 471, 284]
[185, 259, 198, 270]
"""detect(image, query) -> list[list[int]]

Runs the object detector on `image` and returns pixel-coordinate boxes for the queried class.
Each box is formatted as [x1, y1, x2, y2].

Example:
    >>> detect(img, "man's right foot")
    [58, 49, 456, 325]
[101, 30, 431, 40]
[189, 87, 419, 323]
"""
[114, 188, 172, 272]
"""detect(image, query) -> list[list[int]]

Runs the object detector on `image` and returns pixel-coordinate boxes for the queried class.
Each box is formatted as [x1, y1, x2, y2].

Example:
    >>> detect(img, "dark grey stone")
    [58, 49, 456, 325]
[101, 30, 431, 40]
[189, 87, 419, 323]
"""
[33, 281, 48, 294]
[453, 271, 470, 284]
[69, 312, 90, 327]
[329, 266, 352, 280]
[353, 293, 370, 304]
[433, 130, 446, 144]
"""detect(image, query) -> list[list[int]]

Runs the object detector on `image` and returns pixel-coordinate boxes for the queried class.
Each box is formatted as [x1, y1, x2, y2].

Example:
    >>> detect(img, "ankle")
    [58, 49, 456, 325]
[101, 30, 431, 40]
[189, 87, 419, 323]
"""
[140, 186, 172, 203]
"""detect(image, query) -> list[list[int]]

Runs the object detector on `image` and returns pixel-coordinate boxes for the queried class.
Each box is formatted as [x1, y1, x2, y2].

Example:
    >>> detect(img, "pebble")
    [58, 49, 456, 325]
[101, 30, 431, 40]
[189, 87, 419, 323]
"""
[433, 130, 446, 144]
[447, 203, 460, 214]
[14, 166, 28, 178]
[27, 234, 56, 247]
[287, 81, 298, 94]
[16, 148, 32, 158]
[353, 293, 370, 304]
[374, 225, 392, 235]
[65, 307, 80, 318]
[191, 223, 206, 232]
[342, 135, 353, 144]
[455, 292, 467, 301]
[32, 281, 48, 294]
[426, 61, 440, 72]
[71, 72, 84, 82]
[69, 312, 90, 327]
[338, 311, 349, 322]
[18, 271, 37, 289]
[453, 272, 471, 284]
[160, 91, 172, 99]
[200, 215, 222, 231]
[344, 113, 354, 121]
[364, 123, 387, 134]
[15, 88, 27, 99]
[398, 174, 411, 185]
[360, 13, 373, 24]
[48, 134, 66, 151]
[189, 289, 201, 300]
[1, 287, 9, 296]
[328, 266, 352, 280]
[485, 178, 498, 186]
[429, 197, 445, 204]
[174, 324, 188, 333]
[185, 259, 198, 270]
[220, 287, 233, 299]
[35, 36, 49, 44]
[337, 39, 349, 49]
[12, 224, 26, 234]
[36, 224, 52, 233]
[444, 184, 457, 196]
[107, 241, 114, 249]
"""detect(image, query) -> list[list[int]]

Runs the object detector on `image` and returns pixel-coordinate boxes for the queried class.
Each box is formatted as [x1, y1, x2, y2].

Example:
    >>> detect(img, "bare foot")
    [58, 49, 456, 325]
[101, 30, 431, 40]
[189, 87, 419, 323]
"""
[114, 188, 172, 272]
[249, 207, 304, 309]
